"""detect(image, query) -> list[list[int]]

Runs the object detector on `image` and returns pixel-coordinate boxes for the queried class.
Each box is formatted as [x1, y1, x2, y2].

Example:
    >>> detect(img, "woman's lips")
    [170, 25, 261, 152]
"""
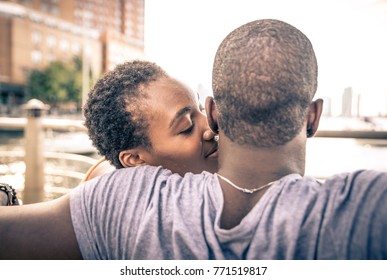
[205, 144, 219, 158]
[208, 149, 218, 158]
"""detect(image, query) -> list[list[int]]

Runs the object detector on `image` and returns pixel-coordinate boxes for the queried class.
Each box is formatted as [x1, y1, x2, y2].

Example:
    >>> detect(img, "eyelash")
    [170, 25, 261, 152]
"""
[180, 121, 195, 135]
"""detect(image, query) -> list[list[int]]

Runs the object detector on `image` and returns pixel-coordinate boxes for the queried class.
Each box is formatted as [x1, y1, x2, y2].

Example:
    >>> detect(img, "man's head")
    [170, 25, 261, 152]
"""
[212, 19, 318, 147]
[84, 60, 218, 174]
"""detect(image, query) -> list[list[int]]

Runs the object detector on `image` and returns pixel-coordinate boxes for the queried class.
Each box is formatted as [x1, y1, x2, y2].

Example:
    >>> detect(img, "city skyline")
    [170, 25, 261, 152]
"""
[322, 87, 387, 118]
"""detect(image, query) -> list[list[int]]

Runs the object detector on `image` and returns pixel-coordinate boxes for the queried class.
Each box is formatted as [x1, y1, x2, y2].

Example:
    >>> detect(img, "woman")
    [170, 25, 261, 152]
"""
[82, 60, 218, 180]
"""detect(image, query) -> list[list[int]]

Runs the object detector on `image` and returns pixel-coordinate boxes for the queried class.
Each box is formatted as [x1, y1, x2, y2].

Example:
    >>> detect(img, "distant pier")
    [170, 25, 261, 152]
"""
[315, 130, 387, 139]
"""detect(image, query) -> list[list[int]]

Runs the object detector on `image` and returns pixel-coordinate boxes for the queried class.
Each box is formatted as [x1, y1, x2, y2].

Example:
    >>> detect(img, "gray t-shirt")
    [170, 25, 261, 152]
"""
[70, 166, 387, 259]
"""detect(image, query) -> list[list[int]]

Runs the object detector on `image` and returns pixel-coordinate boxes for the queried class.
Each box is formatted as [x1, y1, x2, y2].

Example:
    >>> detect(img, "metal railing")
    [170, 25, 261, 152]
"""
[1, 99, 96, 203]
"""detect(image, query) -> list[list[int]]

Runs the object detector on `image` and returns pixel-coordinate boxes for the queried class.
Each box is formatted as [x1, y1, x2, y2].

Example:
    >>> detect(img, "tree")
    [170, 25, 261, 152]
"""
[26, 56, 83, 110]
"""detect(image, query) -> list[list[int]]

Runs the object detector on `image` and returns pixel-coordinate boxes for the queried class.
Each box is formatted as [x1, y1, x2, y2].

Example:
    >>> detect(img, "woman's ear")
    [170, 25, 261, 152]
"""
[205, 96, 218, 134]
[306, 98, 324, 137]
[119, 150, 147, 168]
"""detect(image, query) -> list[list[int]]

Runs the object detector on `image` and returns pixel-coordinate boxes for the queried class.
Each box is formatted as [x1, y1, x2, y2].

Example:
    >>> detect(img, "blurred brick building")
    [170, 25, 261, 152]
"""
[0, 0, 144, 113]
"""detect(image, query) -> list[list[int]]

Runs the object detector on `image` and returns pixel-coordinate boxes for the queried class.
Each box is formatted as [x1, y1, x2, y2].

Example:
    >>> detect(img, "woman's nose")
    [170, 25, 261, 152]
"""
[203, 128, 217, 141]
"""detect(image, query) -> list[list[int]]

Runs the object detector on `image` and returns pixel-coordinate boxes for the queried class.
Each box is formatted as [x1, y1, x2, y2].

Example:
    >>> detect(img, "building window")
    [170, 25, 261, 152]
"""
[31, 31, 42, 45]
[41, 2, 49, 13]
[72, 42, 81, 54]
[31, 50, 42, 64]
[60, 39, 69, 52]
[17, 0, 32, 6]
[47, 35, 57, 48]
[50, 6, 59, 15]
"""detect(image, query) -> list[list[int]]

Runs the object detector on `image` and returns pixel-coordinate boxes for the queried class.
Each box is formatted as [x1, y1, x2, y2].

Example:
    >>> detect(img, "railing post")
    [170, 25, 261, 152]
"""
[22, 99, 49, 204]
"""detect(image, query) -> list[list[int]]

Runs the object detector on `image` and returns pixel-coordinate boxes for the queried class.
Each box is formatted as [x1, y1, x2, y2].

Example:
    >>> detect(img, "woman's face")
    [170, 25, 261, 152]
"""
[141, 77, 218, 175]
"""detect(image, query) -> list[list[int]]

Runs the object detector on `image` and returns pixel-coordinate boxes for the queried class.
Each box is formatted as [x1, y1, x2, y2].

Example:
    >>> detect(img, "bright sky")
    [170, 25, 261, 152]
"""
[144, 0, 387, 116]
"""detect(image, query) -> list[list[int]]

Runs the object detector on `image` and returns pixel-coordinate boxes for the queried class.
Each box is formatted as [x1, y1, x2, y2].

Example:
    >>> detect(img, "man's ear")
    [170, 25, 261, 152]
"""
[118, 150, 147, 168]
[306, 98, 324, 137]
[205, 96, 218, 133]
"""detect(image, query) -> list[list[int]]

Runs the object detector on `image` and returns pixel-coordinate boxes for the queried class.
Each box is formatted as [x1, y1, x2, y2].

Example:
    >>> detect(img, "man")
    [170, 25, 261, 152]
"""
[0, 19, 386, 259]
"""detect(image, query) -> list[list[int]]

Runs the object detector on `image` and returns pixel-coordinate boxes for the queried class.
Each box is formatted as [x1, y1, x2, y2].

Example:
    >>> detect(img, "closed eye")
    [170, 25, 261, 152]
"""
[180, 122, 195, 135]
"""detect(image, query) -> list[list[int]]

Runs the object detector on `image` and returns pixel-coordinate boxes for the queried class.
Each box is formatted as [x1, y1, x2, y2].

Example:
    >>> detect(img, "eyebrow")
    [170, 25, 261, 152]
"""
[169, 106, 192, 128]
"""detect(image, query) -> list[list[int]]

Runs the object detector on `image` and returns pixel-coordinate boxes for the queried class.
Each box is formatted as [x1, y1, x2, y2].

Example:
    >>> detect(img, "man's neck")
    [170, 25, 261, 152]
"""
[216, 134, 306, 229]
[218, 135, 305, 183]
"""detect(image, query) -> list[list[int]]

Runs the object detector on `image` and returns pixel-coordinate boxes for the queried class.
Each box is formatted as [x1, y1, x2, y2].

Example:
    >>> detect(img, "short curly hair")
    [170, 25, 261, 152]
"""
[83, 60, 168, 168]
[212, 19, 318, 147]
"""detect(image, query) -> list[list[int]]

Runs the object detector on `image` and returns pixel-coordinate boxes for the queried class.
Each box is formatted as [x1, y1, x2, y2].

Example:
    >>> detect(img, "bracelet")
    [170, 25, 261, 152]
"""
[0, 183, 18, 206]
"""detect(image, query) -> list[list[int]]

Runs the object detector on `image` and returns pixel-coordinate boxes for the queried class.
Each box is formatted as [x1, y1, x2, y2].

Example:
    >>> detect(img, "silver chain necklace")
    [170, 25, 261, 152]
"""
[215, 173, 277, 194]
